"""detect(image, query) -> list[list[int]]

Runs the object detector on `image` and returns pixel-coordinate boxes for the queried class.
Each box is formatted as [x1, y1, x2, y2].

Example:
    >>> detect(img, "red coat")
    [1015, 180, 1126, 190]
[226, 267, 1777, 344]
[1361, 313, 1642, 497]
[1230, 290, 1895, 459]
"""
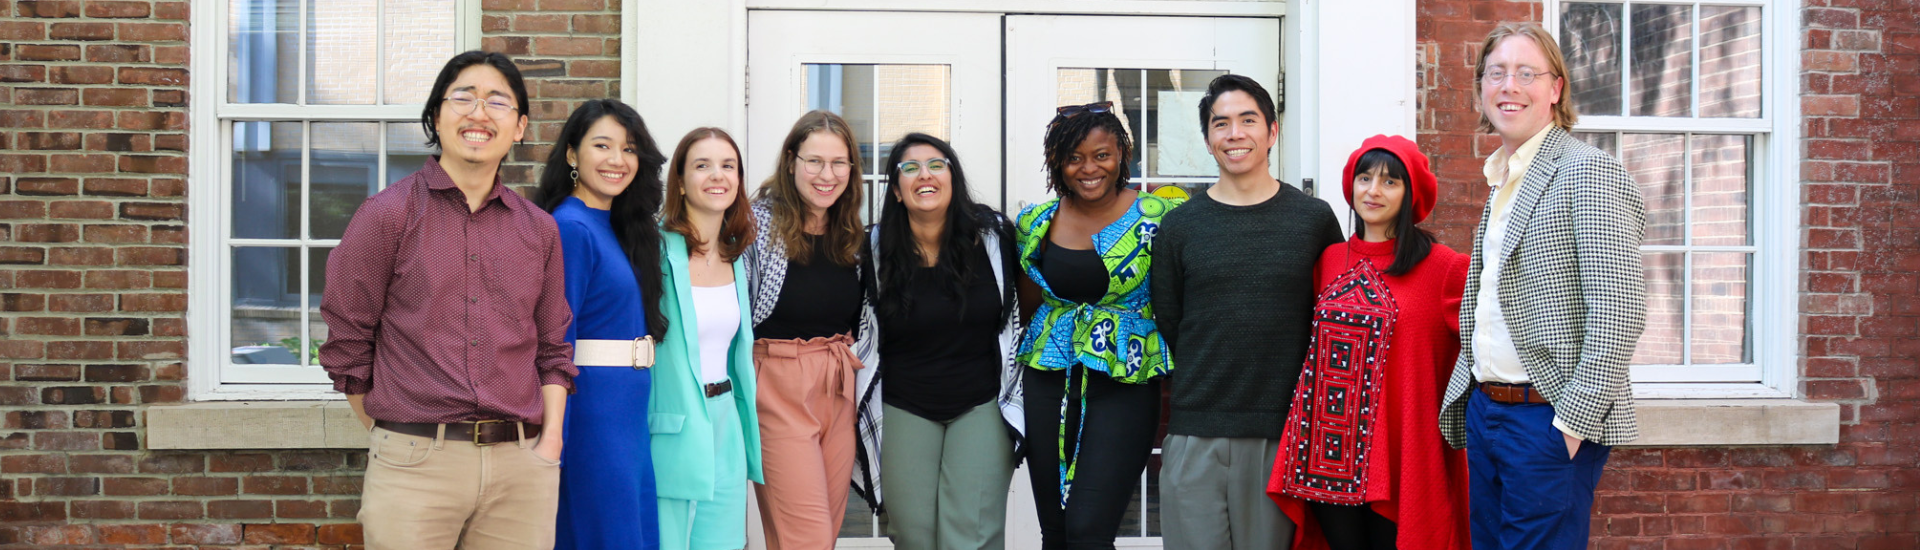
[1271, 237, 1472, 550]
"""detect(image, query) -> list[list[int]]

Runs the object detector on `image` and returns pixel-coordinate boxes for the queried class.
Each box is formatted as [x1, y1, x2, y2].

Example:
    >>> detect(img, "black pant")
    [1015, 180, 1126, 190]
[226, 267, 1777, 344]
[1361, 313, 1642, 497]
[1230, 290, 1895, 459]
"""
[1309, 501, 1398, 550]
[1022, 367, 1160, 550]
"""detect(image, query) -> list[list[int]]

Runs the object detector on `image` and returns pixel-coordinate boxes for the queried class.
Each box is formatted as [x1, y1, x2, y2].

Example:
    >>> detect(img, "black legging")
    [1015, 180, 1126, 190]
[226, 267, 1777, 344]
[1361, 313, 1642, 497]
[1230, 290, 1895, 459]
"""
[1308, 501, 1399, 550]
[1022, 367, 1160, 550]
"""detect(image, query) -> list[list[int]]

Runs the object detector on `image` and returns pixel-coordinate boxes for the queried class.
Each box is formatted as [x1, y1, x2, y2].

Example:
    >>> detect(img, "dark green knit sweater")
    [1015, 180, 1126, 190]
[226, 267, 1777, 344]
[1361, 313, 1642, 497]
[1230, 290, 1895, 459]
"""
[1150, 184, 1344, 439]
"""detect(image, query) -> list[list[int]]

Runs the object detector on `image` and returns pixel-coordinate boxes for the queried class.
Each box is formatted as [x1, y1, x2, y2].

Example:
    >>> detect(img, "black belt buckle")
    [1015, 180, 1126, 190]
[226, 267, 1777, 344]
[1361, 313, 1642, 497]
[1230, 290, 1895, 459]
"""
[704, 379, 733, 398]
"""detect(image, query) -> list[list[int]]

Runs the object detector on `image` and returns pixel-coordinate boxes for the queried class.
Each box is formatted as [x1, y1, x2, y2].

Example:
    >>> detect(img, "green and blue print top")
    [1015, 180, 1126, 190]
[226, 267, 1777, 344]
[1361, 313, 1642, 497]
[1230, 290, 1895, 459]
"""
[1017, 194, 1179, 509]
[1016, 194, 1179, 384]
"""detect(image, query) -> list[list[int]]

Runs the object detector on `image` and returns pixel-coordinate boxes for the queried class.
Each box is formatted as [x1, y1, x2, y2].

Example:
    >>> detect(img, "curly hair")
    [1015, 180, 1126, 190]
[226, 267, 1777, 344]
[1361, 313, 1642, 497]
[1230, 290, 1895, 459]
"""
[1042, 106, 1133, 200]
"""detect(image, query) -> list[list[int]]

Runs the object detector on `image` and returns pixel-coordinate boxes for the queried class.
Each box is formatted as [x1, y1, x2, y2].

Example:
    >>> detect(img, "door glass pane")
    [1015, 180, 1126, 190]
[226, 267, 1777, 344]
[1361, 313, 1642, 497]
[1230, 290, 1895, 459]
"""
[228, 0, 299, 104]
[1690, 134, 1752, 246]
[1698, 6, 1763, 118]
[383, 0, 459, 105]
[307, 0, 378, 105]
[1691, 252, 1751, 364]
[231, 246, 302, 365]
[1058, 68, 1233, 197]
[310, 123, 381, 240]
[1562, 2, 1624, 116]
[1630, 4, 1693, 117]
[232, 121, 303, 239]
[1620, 133, 1685, 246]
[1634, 251, 1684, 365]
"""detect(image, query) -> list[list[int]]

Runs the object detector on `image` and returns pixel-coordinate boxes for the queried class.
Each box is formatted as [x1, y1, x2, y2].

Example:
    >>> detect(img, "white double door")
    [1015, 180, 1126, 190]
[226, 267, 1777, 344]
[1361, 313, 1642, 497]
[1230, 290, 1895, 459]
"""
[745, 9, 1280, 549]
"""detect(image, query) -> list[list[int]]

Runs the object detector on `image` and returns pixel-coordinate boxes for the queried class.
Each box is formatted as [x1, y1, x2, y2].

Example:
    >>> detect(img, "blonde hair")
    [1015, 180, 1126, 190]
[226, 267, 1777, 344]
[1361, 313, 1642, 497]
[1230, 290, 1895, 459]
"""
[1474, 22, 1579, 134]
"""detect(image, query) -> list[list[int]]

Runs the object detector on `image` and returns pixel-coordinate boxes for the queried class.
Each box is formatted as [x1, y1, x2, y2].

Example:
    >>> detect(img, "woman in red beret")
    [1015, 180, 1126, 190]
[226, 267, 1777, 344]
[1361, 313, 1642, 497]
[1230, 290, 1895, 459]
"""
[1267, 135, 1473, 550]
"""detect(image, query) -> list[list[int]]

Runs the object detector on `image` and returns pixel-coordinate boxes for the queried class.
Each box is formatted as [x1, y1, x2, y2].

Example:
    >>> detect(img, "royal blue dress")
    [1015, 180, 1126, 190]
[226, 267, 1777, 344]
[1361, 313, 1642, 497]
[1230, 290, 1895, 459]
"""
[554, 196, 660, 550]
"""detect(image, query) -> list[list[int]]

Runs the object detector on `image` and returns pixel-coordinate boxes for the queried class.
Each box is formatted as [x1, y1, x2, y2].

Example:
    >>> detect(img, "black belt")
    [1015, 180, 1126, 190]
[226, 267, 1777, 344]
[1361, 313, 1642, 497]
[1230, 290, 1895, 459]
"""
[374, 420, 541, 446]
[705, 379, 733, 398]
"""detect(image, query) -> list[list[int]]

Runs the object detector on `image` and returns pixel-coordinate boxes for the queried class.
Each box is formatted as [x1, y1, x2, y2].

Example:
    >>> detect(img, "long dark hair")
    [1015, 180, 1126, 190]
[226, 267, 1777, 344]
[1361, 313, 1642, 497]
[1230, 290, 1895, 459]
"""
[1043, 106, 1134, 200]
[533, 99, 669, 336]
[873, 133, 1014, 328]
[754, 110, 865, 267]
[1350, 148, 1435, 277]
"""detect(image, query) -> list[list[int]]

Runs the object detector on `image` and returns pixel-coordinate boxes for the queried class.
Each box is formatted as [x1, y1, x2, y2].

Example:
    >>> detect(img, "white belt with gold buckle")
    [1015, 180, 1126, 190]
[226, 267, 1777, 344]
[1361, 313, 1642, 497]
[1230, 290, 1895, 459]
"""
[575, 336, 655, 369]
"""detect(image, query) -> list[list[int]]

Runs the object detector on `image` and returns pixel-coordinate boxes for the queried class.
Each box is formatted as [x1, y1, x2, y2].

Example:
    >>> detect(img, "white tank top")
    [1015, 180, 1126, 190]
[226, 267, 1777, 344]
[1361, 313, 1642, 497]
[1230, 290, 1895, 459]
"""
[691, 283, 739, 385]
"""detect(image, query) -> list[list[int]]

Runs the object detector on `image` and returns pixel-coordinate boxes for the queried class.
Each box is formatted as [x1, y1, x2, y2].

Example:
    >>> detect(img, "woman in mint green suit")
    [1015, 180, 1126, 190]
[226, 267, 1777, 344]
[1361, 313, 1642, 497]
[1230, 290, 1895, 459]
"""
[652, 127, 763, 550]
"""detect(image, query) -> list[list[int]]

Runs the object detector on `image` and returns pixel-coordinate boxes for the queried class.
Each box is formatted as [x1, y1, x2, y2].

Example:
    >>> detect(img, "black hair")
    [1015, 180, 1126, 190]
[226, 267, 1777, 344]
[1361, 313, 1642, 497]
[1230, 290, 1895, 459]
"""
[1197, 74, 1279, 136]
[533, 99, 670, 337]
[873, 133, 1015, 329]
[1349, 148, 1435, 277]
[420, 51, 530, 150]
[1042, 109, 1133, 200]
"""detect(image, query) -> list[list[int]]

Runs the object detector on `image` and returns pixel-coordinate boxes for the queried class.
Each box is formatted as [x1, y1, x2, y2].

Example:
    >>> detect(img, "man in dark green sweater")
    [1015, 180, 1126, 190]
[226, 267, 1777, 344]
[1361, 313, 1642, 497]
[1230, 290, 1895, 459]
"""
[1151, 74, 1345, 550]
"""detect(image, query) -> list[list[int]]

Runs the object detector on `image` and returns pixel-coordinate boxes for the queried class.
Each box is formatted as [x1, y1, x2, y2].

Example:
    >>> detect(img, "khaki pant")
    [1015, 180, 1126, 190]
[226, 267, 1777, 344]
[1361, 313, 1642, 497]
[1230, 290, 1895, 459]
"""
[359, 425, 562, 550]
[1159, 435, 1295, 550]
[752, 335, 861, 550]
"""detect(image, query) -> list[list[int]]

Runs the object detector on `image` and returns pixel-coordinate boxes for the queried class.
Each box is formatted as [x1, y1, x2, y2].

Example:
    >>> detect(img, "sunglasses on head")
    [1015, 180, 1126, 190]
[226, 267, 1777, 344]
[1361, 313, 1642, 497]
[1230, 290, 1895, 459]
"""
[1049, 101, 1114, 128]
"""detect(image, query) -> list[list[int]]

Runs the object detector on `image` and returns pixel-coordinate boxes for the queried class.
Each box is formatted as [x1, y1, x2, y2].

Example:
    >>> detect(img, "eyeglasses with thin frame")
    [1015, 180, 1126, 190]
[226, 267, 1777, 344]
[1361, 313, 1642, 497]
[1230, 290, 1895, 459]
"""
[896, 158, 950, 178]
[1480, 67, 1556, 87]
[1048, 101, 1114, 128]
[796, 155, 853, 177]
[443, 92, 519, 119]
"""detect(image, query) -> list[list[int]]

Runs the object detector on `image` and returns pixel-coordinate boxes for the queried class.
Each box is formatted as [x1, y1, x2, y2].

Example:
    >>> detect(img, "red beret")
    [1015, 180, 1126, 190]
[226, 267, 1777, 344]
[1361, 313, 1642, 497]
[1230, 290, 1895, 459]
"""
[1341, 134, 1438, 224]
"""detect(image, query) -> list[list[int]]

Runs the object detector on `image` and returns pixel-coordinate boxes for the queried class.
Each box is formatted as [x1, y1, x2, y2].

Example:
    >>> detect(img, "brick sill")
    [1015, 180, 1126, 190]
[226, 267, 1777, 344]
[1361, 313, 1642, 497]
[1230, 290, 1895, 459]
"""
[146, 399, 1842, 450]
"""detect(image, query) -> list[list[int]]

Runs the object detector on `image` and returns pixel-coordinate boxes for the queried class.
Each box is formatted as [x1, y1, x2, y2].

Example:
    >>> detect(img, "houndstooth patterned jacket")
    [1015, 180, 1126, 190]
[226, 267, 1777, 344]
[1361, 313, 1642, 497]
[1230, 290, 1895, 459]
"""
[1439, 126, 1649, 448]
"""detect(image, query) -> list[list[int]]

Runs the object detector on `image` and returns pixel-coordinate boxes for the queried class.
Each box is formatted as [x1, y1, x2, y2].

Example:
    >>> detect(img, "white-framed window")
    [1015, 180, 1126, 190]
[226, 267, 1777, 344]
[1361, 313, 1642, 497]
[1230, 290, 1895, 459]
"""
[1548, 0, 1799, 397]
[189, 0, 481, 399]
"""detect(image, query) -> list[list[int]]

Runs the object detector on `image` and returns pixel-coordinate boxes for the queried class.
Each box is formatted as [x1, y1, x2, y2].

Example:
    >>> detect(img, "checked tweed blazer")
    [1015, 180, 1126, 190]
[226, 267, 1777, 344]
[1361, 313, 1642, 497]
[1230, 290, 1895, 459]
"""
[1439, 126, 1649, 448]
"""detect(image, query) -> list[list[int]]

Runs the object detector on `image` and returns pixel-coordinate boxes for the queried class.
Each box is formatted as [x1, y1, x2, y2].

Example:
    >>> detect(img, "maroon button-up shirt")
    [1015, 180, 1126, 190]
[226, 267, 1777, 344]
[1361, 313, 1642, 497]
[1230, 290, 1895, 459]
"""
[319, 156, 577, 424]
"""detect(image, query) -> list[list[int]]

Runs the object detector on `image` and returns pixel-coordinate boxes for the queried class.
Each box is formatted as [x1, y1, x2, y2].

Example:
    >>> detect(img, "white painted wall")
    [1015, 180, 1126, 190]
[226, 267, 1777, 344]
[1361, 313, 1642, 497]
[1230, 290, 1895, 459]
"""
[1295, 0, 1419, 221]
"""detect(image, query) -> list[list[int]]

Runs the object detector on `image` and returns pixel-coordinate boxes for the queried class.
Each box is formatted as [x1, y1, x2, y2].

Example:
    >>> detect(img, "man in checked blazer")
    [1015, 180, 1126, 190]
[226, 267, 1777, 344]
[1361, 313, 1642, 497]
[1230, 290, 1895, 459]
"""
[1438, 22, 1648, 550]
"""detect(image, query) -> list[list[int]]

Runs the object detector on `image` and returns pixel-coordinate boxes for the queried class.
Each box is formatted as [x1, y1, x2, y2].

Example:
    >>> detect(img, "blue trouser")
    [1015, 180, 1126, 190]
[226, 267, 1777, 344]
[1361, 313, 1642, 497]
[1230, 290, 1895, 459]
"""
[1465, 389, 1609, 550]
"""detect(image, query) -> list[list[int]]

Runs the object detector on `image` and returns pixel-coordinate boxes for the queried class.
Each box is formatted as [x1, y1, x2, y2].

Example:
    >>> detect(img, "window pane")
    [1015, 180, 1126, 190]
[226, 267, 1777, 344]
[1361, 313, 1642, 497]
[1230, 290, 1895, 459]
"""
[1147, 69, 1229, 177]
[1690, 134, 1752, 246]
[1633, 251, 1684, 365]
[232, 246, 302, 365]
[1058, 68, 1145, 181]
[310, 123, 381, 239]
[1620, 133, 1685, 246]
[227, 0, 299, 104]
[1698, 6, 1763, 118]
[803, 63, 952, 226]
[383, 0, 459, 105]
[387, 122, 434, 186]
[306, 0, 378, 105]
[1691, 252, 1751, 364]
[309, 247, 331, 361]
[232, 121, 304, 240]
[1562, 2, 1624, 116]
[1630, 4, 1693, 117]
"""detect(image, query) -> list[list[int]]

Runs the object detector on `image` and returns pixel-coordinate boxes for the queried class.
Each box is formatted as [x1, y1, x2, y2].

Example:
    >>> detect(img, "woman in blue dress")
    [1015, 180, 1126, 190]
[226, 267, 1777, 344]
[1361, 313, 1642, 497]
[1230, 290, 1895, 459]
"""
[535, 99, 669, 550]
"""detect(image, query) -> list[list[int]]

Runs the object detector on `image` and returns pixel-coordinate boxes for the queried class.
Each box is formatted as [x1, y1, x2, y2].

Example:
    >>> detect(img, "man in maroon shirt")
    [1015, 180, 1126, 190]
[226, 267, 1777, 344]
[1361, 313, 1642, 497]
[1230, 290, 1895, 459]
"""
[319, 51, 576, 550]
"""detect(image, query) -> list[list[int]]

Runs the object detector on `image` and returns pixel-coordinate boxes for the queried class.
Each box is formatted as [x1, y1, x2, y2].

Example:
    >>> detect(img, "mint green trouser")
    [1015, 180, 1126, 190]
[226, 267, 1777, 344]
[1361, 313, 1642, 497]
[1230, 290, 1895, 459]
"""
[881, 402, 1015, 550]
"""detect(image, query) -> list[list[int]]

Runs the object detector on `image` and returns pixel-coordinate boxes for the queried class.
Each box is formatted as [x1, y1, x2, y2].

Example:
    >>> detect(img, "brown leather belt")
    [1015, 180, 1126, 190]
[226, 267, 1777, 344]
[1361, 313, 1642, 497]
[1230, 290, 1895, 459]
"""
[704, 379, 733, 398]
[374, 420, 541, 446]
[1478, 382, 1551, 405]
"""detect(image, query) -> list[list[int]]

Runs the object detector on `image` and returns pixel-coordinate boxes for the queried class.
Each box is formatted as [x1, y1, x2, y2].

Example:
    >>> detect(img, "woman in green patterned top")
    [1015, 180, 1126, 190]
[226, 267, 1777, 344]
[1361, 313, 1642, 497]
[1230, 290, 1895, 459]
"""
[1014, 101, 1179, 549]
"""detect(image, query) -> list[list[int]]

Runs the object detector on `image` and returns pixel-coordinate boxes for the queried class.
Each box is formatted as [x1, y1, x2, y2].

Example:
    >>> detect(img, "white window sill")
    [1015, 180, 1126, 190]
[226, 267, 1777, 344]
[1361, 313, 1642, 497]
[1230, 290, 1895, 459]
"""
[147, 398, 1841, 450]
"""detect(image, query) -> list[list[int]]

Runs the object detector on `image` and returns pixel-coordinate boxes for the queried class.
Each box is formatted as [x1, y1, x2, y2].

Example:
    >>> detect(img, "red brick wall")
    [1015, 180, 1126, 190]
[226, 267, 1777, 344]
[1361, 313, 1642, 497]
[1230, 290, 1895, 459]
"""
[1418, 1, 1920, 548]
[0, 0, 619, 546]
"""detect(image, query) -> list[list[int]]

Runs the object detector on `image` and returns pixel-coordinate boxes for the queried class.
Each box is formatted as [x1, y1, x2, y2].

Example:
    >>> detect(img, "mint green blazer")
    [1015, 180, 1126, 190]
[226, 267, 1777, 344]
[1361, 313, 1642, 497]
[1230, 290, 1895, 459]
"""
[650, 231, 764, 501]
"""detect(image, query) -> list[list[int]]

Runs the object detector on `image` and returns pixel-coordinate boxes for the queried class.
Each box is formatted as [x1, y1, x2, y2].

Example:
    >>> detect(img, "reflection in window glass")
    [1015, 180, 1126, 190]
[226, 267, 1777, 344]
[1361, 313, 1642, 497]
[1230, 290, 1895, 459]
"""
[1698, 6, 1763, 118]
[228, 0, 299, 104]
[231, 246, 302, 365]
[309, 123, 380, 240]
[1692, 252, 1751, 364]
[387, 122, 434, 186]
[306, 0, 378, 105]
[384, 0, 459, 104]
[1690, 134, 1752, 246]
[1562, 3, 1624, 116]
[1621, 133, 1685, 246]
[1630, 4, 1693, 117]
[1634, 252, 1685, 365]
[232, 121, 304, 240]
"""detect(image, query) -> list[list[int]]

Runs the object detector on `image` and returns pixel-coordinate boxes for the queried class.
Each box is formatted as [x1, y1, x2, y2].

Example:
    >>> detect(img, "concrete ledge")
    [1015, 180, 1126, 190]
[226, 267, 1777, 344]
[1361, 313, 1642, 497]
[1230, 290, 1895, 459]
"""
[147, 401, 367, 450]
[1625, 399, 1841, 446]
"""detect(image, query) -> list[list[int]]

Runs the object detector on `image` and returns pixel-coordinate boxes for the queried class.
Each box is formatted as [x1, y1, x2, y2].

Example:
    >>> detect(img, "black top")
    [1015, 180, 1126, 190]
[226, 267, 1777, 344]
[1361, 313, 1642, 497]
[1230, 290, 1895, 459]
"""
[1149, 184, 1346, 439]
[756, 234, 862, 341]
[878, 242, 1004, 422]
[1039, 242, 1108, 304]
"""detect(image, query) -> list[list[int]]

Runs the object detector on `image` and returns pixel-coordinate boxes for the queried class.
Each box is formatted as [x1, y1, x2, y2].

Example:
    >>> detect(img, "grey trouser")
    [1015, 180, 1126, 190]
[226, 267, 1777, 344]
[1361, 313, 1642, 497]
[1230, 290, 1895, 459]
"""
[881, 402, 1015, 550]
[1159, 435, 1295, 550]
